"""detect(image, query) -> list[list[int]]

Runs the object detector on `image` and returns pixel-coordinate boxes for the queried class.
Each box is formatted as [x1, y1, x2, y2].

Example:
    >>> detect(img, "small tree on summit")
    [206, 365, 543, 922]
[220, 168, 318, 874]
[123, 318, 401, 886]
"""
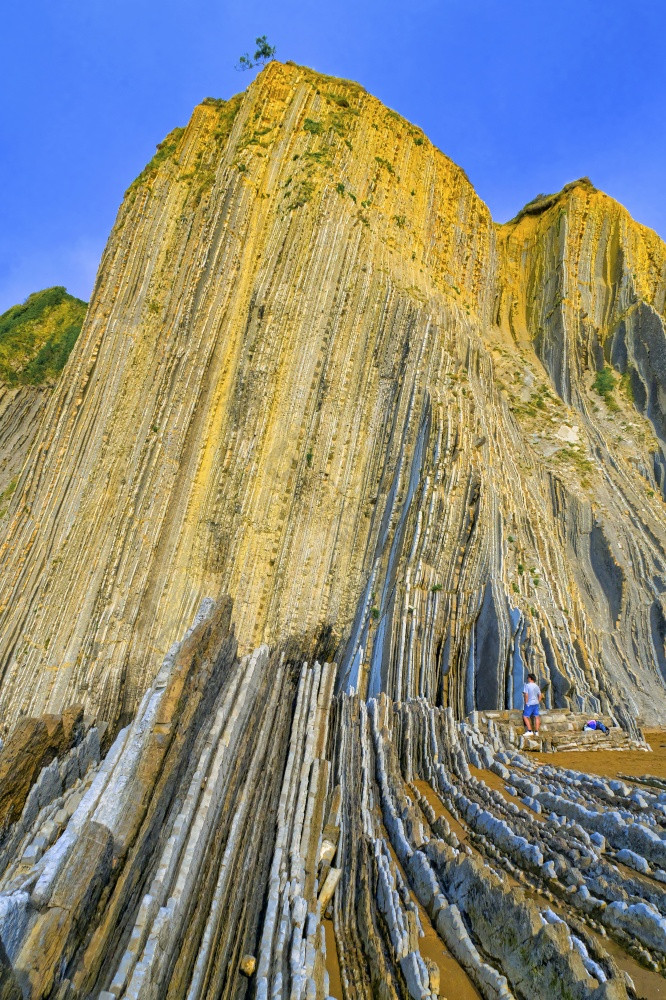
[236, 36, 276, 71]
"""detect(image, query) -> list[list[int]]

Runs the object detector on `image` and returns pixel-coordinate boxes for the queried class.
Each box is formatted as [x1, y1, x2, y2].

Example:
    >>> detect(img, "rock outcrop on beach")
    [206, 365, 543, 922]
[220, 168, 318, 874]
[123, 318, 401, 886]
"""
[0, 602, 663, 1000]
[0, 61, 665, 998]
[0, 64, 665, 730]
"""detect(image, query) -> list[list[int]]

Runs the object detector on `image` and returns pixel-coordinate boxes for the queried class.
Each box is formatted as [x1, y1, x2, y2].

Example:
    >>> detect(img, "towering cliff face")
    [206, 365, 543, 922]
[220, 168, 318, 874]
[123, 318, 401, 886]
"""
[1, 61, 666, 1000]
[0, 62, 665, 731]
[497, 178, 666, 477]
[495, 182, 666, 723]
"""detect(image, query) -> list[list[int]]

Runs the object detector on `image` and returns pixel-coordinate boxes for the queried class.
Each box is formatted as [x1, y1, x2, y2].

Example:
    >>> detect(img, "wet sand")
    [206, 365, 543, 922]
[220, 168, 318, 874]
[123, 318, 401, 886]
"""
[323, 916, 343, 1000]
[512, 733, 666, 998]
[380, 799, 482, 1000]
[469, 765, 545, 821]
[420, 755, 666, 1000]
[535, 729, 666, 781]
[414, 778, 471, 844]
[602, 933, 665, 999]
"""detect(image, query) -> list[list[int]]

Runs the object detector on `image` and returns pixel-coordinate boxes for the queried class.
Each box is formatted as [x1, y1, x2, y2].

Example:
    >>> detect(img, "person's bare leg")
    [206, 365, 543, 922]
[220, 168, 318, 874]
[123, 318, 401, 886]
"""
[523, 714, 532, 733]
[535, 715, 540, 733]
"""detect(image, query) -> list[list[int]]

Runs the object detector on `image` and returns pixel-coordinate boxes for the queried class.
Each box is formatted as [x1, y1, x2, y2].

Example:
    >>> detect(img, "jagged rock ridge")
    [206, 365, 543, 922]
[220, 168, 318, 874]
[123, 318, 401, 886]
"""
[0, 603, 663, 1000]
[0, 62, 665, 736]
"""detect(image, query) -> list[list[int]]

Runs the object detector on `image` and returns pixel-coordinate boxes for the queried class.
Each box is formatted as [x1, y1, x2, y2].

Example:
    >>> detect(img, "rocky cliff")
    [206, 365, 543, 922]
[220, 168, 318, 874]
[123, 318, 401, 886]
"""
[0, 288, 87, 520]
[1, 59, 666, 1000]
[0, 604, 663, 1000]
[0, 61, 665, 735]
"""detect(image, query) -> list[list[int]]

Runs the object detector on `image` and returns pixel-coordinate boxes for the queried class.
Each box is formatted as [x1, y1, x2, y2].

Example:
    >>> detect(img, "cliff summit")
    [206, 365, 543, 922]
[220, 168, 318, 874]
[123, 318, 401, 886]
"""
[0, 59, 665, 1000]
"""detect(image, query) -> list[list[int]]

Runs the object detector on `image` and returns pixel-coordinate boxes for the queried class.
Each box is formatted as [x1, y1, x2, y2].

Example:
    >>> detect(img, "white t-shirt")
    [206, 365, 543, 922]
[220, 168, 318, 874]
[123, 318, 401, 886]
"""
[523, 681, 541, 706]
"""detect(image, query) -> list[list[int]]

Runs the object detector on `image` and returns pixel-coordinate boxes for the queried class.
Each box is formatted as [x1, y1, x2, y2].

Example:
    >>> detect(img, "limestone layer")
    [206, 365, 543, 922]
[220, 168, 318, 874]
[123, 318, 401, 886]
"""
[0, 63, 665, 728]
[0, 603, 664, 1000]
[0, 385, 49, 507]
[0, 287, 87, 519]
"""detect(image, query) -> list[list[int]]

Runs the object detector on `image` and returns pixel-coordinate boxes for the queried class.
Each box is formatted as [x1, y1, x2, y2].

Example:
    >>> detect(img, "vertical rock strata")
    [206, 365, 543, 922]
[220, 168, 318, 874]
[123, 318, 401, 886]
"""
[1, 603, 664, 998]
[0, 386, 50, 505]
[0, 287, 88, 514]
[0, 60, 665, 733]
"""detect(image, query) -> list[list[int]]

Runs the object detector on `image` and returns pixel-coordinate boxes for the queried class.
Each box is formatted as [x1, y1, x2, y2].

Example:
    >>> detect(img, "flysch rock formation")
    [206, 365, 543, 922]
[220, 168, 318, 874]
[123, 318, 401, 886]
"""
[0, 62, 665, 731]
[0, 288, 87, 526]
[1, 600, 665, 1000]
[1, 61, 666, 996]
[0, 385, 51, 535]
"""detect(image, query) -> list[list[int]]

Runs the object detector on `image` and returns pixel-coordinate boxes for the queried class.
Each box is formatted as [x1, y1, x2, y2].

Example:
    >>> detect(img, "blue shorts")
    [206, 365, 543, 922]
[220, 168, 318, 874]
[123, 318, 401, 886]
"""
[523, 704, 540, 718]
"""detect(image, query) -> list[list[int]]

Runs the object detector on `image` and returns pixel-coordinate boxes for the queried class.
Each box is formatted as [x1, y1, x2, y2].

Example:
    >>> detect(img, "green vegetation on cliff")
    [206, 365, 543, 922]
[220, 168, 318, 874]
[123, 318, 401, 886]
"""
[593, 364, 619, 410]
[507, 177, 597, 224]
[0, 287, 87, 386]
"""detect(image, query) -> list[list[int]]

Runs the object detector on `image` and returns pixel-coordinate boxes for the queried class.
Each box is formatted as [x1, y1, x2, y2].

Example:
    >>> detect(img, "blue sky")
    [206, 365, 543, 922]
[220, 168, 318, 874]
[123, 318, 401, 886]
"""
[1, 0, 664, 311]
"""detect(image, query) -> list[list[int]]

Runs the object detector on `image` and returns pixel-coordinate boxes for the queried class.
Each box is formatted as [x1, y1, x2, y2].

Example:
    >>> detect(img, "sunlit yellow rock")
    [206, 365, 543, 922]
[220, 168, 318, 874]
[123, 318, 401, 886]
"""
[0, 62, 664, 731]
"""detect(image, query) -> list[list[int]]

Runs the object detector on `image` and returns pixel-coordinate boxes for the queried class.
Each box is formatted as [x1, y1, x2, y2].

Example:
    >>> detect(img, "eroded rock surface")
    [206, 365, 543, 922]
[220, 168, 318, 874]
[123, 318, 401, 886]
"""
[0, 705, 85, 837]
[0, 602, 664, 999]
[0, 60, 665, 999]
[0, 287, 87, 519]
[0, 64, 664, 730]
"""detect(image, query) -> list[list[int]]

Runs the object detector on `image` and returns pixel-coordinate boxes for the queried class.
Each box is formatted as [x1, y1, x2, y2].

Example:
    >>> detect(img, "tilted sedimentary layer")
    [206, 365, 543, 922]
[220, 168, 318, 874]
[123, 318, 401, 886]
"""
[0, 385, 49, 508]
[0, 288, 87, 521]
[0, 602, 664, 1000]
[0, 61, 665, 732]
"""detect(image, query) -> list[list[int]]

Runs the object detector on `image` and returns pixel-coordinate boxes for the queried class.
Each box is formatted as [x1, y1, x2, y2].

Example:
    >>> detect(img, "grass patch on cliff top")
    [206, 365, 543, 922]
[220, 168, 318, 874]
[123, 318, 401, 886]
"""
[127, 127, 185, 194]
[507, 178, 597, 225]
[212, 94, 243, 143]
[0, 287, 87, 386]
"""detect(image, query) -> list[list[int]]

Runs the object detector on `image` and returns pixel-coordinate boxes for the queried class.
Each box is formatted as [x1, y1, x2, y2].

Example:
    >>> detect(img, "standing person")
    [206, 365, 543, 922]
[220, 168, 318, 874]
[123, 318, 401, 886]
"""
[523, 673, 543, 734]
